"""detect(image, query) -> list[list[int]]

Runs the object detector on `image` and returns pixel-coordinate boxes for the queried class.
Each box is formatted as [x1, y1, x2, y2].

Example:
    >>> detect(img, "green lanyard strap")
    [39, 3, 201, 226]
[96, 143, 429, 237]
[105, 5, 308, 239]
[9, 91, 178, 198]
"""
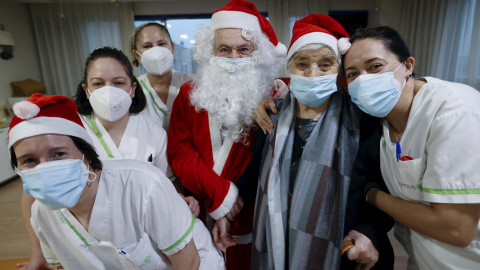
[87, 115, 114, 158]
[140, 79, 167, 116]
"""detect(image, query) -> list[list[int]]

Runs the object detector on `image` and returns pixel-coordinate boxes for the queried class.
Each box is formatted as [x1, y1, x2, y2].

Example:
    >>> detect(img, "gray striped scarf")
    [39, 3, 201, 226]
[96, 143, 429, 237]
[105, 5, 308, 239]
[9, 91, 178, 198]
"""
[252, 89, 361, 270]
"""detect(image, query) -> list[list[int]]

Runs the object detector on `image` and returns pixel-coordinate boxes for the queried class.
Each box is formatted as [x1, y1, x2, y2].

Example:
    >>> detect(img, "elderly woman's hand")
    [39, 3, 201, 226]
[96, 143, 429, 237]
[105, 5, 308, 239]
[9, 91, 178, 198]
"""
[343, 230, 379, 270]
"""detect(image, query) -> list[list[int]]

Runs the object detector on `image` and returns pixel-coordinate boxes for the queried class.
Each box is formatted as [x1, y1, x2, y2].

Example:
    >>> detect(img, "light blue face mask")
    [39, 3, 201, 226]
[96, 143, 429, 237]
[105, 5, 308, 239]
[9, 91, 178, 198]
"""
[289, 73, 338, 108]
[213, 56, 252, 74]
[16, 158, 97, 210]
[348, 63, 405, 117]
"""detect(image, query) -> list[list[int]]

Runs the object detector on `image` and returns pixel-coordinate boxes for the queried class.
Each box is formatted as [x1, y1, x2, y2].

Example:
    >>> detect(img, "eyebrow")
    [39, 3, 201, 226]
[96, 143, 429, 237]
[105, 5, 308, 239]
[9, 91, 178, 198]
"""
[89, 76, 127, 81]
[345, 57, 384, 71]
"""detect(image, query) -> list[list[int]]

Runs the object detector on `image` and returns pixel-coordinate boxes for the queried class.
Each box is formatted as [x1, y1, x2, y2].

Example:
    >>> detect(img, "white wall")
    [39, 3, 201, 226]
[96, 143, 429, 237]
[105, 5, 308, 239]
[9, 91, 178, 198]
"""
[0, 2, 42, 108]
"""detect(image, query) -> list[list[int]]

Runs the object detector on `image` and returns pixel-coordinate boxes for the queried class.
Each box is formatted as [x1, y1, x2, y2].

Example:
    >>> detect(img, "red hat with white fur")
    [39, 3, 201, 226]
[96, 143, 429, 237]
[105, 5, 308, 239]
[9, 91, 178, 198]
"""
[8, 93, 93, 148]
[287, 14, 351, 63]
[210, 0, 287, 56]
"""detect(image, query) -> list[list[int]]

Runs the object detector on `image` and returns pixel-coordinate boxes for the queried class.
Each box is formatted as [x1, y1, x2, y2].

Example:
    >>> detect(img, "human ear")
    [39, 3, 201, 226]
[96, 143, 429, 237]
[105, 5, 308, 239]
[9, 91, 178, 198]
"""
[404, 56, 415, 77]
[82, 84, 90, 99]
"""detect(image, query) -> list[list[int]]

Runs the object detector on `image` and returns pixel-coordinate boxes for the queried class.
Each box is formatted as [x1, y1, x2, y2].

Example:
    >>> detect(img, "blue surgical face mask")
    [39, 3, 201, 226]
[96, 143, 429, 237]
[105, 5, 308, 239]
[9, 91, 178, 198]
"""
[16, 157, 97, 210]
[348, 63, 406, 117]
[289, 73, 338, 108]
[213, 56, 252, 74]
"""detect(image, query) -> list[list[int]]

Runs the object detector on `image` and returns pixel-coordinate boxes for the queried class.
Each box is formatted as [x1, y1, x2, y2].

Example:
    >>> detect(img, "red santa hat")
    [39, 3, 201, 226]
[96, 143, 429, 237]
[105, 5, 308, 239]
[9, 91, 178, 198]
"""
[287, 14, 351, 63]
[8, 93, 94, 148]
[210, 0, 287, 56]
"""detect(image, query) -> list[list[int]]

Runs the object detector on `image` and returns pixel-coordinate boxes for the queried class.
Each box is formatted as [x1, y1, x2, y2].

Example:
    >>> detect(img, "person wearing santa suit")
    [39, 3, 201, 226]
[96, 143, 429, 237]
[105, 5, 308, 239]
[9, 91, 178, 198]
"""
[8, 94, 225, 270]
[167, 0, 286, 269]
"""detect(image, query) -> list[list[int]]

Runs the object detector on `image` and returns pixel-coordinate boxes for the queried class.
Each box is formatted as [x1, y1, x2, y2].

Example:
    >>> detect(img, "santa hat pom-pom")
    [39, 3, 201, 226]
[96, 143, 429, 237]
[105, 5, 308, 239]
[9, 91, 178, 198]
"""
[274, 43, 288, 56]
[338, 37, 351, 55]
[13, 101, 40, 120]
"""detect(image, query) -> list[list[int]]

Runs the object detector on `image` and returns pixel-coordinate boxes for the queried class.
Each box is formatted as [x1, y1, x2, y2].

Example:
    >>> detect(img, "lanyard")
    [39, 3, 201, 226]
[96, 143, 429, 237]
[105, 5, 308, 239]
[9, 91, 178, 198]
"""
[140, 79, 167, 116]
[87, 115, 114, 158]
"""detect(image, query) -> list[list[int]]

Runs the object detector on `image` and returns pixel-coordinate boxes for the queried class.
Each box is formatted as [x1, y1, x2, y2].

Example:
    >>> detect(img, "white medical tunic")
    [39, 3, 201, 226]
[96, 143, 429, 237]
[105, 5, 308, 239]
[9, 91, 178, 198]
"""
[31, 160, 225, 270]
[380, 77, 480, 269]
[80, 113, 168, 174]
[138, 70, 192, 132]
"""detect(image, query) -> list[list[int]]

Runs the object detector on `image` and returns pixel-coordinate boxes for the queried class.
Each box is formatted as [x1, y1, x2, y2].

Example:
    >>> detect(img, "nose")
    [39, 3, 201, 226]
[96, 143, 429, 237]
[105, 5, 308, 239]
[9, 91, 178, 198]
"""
[230, 49, 241, 59]
[306, 64, 322, 77]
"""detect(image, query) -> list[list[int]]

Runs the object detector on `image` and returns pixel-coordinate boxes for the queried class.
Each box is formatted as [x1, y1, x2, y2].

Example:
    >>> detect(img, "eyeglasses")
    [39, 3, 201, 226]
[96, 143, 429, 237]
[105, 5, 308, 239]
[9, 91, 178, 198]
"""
[215, 45, 253, 57]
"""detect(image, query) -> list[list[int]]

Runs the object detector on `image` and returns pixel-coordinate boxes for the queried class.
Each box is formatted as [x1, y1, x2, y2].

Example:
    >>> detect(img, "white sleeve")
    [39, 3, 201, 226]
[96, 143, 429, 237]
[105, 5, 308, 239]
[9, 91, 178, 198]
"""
[422, 108, 480, 203]
[30, 216, 62, 267]
[143, 175, 194, 256]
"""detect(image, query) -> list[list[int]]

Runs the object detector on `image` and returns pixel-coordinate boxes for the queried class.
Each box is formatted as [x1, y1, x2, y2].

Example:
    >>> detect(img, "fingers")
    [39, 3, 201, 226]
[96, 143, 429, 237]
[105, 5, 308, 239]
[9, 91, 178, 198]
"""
[184, 196, 200, 218]
[226, 196, 244, 221]
[253, 108, 273, 134]
[253, 98, 276, 134]
[212, 222, 226, 252]
[16, 262, 28, 270]
[344, 230, 379, 266]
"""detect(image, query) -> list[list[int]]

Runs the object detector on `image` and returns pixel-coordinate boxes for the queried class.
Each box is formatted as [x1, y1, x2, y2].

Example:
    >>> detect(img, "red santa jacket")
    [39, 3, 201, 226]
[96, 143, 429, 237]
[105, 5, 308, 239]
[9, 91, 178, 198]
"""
[167, 81, 258, 221]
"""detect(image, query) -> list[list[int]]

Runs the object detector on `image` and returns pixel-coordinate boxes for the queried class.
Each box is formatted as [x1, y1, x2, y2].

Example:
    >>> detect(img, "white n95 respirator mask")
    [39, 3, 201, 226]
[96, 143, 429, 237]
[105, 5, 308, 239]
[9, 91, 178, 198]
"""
[88, 86, 132, 122]
[138, 46, 174, 76]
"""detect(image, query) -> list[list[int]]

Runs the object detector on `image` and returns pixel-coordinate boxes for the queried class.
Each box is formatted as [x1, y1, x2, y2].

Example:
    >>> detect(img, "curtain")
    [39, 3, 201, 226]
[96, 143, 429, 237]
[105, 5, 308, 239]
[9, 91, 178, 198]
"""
[430, 0, 480, 89]
[399, 0, 448, 78]
[401, 0, 480, 89]
[267, 0, 328, 75]
[29, 2, 134, 97]
[268, 0, 328, 48]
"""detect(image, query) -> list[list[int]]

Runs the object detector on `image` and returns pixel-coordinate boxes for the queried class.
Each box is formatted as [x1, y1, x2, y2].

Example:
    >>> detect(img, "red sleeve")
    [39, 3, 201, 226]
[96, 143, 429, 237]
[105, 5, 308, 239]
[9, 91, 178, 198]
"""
[167, 82, 237, 218]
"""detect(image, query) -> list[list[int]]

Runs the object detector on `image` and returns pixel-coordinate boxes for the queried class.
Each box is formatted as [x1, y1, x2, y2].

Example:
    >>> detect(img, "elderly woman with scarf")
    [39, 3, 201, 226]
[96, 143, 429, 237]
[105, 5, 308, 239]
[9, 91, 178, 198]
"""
[251, 15, 394, 270]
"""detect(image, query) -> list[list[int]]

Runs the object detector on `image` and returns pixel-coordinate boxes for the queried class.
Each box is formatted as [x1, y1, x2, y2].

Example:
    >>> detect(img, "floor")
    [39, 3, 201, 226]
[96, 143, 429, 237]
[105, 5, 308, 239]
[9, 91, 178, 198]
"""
[0, 177, 408, 269]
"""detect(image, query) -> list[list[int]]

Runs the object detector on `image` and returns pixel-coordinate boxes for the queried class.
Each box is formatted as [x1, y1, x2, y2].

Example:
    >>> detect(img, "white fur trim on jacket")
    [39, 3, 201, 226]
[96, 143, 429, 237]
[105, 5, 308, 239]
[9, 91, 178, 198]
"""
[209, 181, 239, 220]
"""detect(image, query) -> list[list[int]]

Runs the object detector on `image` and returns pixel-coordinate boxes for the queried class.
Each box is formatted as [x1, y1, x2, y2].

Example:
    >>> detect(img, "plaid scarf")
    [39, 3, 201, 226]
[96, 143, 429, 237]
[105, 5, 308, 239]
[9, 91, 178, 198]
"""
[252, 89, 361, 270]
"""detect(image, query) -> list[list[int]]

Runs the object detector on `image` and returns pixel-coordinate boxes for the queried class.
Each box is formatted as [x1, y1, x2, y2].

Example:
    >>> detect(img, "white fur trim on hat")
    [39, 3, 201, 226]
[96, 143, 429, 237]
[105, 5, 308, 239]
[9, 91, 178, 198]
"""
[275, 42, 288, 56]
[8, 116, 94, 148]
[13, 101, 40, 120]
[287, 32, 339, 62]
[210, 10, 261, 32]
[338, 37, 351, 55]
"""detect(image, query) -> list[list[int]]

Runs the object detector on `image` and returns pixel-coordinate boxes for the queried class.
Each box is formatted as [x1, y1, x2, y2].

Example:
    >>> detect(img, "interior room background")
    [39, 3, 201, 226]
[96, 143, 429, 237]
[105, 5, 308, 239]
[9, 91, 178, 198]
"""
[0, 0, 478, 108]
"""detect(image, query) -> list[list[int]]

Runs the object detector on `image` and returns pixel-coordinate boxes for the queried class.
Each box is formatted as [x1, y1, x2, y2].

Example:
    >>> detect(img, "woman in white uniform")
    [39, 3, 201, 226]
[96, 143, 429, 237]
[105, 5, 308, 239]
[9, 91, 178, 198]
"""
[130, 22, 191, 134]
[9, 94, 224, 270]
[74, 47, 168, 173]
[343, 26, 480, 269]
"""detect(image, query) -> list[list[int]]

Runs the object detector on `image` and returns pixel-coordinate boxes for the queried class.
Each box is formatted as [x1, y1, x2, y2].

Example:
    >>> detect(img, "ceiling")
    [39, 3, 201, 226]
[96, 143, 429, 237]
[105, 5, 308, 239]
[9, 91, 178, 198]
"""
[6, 0, 185, 3]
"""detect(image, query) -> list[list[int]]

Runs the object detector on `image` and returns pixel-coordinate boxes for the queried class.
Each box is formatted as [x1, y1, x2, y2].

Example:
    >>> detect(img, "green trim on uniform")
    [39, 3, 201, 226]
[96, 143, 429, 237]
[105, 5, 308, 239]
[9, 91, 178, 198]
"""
[58, 210, 91, 246]
[87, 115, 114, 158]
[162, 214, 195, 253]
[140, 79, 167, 116]
[417, 183, 480, 194]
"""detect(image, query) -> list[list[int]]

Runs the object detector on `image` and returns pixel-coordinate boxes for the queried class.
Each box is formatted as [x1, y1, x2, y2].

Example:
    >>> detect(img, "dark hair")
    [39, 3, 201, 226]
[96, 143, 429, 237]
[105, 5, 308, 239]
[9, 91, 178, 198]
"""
[130, 22, 172, 67]
[73, 46, 146, 115]
[10, 136, 102, 171]
[343, 26, 415, 76]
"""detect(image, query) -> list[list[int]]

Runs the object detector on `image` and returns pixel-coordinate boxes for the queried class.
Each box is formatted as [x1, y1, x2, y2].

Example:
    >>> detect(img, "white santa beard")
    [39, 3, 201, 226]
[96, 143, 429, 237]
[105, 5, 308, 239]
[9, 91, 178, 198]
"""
[191, 58, 271, 142]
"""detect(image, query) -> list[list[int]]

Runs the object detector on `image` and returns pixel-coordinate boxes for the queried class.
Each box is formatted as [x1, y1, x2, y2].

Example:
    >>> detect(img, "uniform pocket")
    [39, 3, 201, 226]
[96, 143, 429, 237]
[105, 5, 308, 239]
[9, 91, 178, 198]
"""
[393, 155, 427, 201]
[123, 232, 171, 270]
